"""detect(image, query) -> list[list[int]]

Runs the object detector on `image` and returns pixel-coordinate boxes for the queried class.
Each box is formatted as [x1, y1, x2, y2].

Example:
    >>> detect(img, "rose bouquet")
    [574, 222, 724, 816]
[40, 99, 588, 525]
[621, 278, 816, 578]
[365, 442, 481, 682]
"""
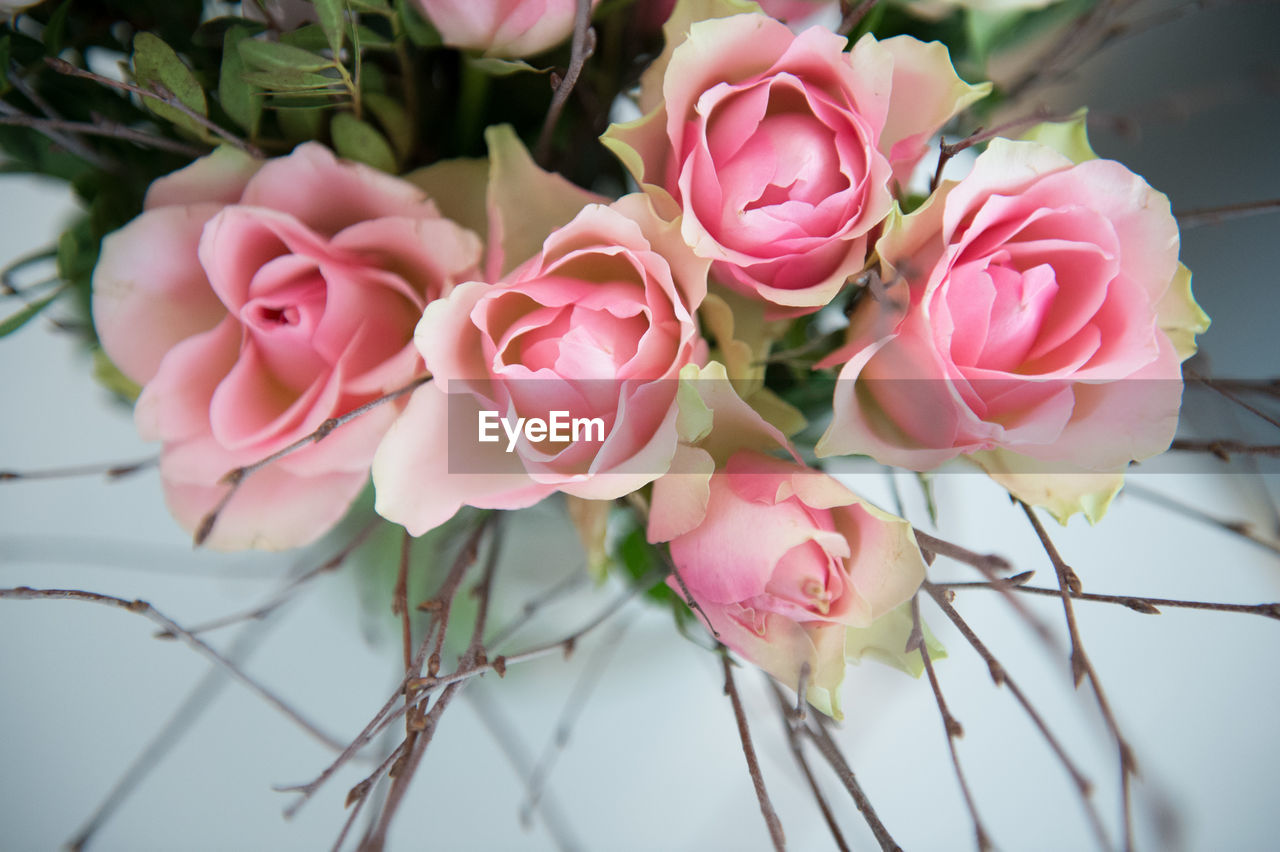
[1, 0, 1277, 848]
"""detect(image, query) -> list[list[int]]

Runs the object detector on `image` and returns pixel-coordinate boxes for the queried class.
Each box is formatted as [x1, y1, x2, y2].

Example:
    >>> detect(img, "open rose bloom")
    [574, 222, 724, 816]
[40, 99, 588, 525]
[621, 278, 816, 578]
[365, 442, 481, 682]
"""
[817, 124, 1210, 521]
[373, 129, 709, 535]
[92, 144, 481, 549]
[604, 5, 988, 312]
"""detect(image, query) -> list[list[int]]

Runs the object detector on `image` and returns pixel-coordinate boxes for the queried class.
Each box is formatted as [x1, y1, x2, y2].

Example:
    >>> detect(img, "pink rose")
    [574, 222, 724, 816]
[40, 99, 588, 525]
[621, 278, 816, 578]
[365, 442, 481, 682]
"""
[652, 450, 927, 716]
[414, 0, 601, 58]
[92, 144, 481, 549]
[372, 193, 709, 535]
[604, 11, 988, 312]
[637, 0, 838, 32]
[816, 135, 1210, 514]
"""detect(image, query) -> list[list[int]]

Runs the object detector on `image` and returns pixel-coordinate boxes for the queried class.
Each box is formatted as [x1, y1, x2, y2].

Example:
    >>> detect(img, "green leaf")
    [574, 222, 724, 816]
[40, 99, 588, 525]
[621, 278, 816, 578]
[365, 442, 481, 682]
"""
[219, 25, 264, 136]
[0, 289, 63, 338]
[363, 92, 412, 162]
[465, 56, 548, 77]
[239, 38, 335, 73]
[132, 32, 212, 141]
[916, 472, 939, 526]
[395, 0, 441, 47]
[241, 68, 344, 91]
[0, 37, 11, 97]
[330, 111, 396, 172]
[44, 0, 73, 57]
[277, 103, 328, 141]
[313, 0, 347, 55]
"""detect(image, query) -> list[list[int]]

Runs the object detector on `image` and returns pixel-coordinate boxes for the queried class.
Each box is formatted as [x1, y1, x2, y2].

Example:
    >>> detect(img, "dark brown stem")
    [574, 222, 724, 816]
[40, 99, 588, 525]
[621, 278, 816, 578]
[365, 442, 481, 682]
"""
[921, 582, 1110, 850]
[4, 70, 117, 169]
[535, 0, 595, 165]
[0, 587, 344, 751]
[909, 595, 991, 851]
[195, 375, 430, 546]
[721, 651, 787, 851]
[1019, 501, 1137, 852]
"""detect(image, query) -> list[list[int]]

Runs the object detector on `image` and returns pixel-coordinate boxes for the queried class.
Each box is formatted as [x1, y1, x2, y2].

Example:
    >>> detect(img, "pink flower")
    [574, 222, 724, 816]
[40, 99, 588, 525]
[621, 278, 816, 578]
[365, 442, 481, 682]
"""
[372, 192, 709, 535]
[414, 0, 601, 58]
[92, 144, 482, 549]
[603, 10, 988, 312]
[653, 450, 927, 716]
[637, 0, 838, 32]
[817, 132, 1209, 520]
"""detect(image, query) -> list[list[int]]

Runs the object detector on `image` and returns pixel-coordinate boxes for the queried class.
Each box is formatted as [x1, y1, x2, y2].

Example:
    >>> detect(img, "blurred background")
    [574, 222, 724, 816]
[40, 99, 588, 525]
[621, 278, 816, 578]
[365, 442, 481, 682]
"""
[2, 0, 1278, 849]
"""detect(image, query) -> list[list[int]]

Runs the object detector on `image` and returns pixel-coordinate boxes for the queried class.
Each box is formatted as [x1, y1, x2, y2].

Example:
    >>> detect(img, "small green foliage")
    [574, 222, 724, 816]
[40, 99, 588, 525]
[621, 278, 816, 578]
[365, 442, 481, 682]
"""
[219, 25, 264, 136]
[132, 32, 213, 142]
[331, 111, 397, 171]
[238, 38, 341, 92]
[0, 288, 63, 337]
[43, 0, 73, 57]
[610, 517, 696, 635]
[91, 347, 142, 402]
[312, 0, 348, 56]
[363, 92, 413, 162]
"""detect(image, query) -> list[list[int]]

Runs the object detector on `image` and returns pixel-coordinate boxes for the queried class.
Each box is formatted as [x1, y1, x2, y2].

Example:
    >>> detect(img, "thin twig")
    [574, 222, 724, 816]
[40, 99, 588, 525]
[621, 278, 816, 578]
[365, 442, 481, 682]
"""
[1176, 197, 1280, 228]
[921, 581, 1111, 850]
[1184, 367, 1280, 431]
[535, 0, 596, 165]
[721, 650, 787, 851]
[1168, 439, 1280, 460]
[66, 617, 277, 851]
[46, 57, 263, 157]
[195, 375, 430, 546]
[939, 579, 1280, 620]
[838, 0, 879, 35]
[168, 520, 380, 637]
[930, 108, 1075, 191]
[802, 713, 903, 852]
[1121, 483, 1280, 557]
[360, 515, 506, 850]
[0, 455, 158, 482]
[1019, 501, 1137, 852]
[769, 681, 851, 852]
[909, 595, 991, 851]
[0, 110, 205, 158]
[520, 612, 633, 827]
[0, 587, 344, 751]
[914, 529, 1060, 650]
[465, 685, 583, 851]
[4, 70, 116, 169]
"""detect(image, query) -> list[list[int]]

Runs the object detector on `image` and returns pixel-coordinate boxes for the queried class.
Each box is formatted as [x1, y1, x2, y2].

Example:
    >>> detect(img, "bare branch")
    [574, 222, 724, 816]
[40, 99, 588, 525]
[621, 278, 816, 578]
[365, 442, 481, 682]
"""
[909, 595, 991, 851]
[769, 681, 851, 852]
[1019, 501, 1137, 852]
[0, 587, 344, 751]
[937, 579, 1280, 621]
[922, 581, 1111, 850]
[0, 455, 158, 483]
[535, 0, 596, 164]
[721, 650, 787, 851]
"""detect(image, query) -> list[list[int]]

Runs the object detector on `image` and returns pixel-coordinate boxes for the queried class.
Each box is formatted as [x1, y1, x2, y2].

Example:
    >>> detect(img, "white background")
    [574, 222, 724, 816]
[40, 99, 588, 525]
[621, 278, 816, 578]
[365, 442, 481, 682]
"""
[2, 1, 1279, 850]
